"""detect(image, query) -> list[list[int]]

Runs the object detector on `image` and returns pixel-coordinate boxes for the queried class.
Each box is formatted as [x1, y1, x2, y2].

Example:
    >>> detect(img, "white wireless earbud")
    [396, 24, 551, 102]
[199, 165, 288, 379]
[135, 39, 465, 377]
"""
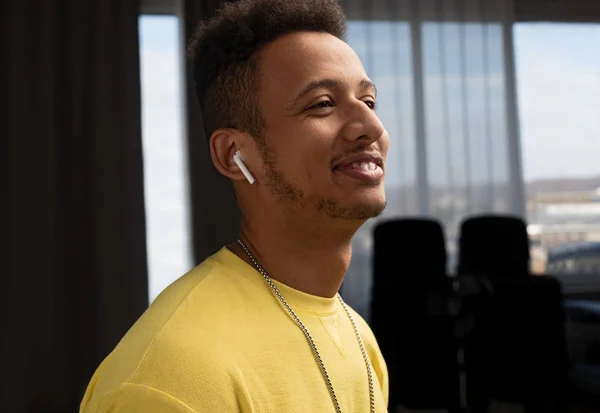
[233, 150, 256, 185]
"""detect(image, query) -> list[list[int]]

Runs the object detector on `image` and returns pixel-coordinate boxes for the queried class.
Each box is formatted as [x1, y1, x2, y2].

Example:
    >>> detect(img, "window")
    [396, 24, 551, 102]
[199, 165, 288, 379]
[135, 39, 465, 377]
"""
[343, 18, 516, 320]
[421, 21, 511, 265]
[514, 23, 600, 290]
[139, 16, 192, 302]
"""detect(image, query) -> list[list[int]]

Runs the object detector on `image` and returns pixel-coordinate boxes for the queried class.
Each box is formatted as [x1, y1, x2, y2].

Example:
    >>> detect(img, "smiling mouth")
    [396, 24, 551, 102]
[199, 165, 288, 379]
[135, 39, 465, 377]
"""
[333, 161, 384, 183]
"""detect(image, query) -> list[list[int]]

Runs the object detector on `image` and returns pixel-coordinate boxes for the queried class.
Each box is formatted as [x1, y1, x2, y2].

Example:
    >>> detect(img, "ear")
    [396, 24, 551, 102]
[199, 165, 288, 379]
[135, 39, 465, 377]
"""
[209, 128, 253, 182]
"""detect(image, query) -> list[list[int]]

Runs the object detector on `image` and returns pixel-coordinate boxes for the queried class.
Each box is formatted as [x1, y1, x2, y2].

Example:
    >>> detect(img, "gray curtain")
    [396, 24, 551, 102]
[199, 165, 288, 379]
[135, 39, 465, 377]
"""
[3, 0, 148, 411]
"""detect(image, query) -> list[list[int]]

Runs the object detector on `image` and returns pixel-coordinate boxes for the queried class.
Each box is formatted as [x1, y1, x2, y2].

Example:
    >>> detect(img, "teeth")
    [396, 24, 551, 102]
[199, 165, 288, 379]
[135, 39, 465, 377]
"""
[350, 161, 378, 171]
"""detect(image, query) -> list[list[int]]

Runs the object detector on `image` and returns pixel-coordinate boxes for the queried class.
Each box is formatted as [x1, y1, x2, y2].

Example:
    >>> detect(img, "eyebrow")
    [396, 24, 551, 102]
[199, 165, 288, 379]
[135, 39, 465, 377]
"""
[287, 78, 378, 108]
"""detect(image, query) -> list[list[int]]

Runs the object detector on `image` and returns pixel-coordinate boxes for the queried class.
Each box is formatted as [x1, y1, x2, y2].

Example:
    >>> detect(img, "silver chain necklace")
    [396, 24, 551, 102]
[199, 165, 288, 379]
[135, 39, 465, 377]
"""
[237, 239, 376, 413]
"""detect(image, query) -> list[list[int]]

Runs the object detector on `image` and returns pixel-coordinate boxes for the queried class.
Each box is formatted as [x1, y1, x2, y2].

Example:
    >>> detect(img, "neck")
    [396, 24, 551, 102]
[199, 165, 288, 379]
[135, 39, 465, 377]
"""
[229, 214, 363, 298]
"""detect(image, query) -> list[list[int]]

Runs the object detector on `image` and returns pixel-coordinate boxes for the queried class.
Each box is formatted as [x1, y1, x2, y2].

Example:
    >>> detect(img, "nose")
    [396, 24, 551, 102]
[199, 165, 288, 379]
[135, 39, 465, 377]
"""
[341, 101, 387, 146]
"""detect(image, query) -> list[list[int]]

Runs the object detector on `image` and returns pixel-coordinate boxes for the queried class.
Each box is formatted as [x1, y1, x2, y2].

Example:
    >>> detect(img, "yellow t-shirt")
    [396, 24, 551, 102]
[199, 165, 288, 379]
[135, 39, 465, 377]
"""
[80, 247, 389, 412]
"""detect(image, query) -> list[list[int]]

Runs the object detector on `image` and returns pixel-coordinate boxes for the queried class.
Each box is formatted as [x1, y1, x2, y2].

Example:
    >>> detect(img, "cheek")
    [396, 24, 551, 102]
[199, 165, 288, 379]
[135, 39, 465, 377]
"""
[276, 148, 333, 193]
[300, 151, 331, 183]
[267, 121, 338, 183]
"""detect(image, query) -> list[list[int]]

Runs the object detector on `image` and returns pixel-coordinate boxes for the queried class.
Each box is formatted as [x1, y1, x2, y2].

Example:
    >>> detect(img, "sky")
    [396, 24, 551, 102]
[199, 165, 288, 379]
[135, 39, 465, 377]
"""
[139, 17, 189, 301]
[139, 17, 600, 301]
[514, 23, 600, 181]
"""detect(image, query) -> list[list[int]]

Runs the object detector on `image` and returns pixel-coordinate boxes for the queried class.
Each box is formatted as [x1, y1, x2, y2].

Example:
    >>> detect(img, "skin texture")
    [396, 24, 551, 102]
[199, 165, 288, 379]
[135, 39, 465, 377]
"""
[210, 31, 389, 298]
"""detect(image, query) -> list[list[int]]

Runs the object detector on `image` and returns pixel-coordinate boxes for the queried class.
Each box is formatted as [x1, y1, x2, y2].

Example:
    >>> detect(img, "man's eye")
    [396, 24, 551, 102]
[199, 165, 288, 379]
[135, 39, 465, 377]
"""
[309, 100, 335, 110]
[364, 100, 377, 110]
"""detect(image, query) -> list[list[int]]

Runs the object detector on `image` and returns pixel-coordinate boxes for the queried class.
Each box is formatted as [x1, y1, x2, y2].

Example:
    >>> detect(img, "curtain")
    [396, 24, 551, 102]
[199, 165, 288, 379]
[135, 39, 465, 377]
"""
[341, 0, 524, 320]
[180, 0, 242, 266]
[3, 0, 148, 411]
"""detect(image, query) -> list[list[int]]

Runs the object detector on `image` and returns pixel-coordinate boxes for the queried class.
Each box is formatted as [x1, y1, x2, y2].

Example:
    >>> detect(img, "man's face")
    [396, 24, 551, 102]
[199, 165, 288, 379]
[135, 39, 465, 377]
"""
[254, 31, 389, 220]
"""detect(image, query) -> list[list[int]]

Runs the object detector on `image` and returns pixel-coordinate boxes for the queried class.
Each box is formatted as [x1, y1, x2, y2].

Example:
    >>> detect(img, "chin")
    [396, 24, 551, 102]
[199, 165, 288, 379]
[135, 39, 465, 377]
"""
[354, 200, 387, 219]
[355, 189, 386, 209]
[304, 186, 387, 220]
[330, 197, 387, 221]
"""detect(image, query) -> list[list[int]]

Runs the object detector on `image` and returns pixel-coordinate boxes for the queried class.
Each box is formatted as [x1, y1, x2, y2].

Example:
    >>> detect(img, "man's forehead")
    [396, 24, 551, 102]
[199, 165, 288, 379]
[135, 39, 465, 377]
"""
[262, 32, 359, 72]
[259, 32, 368, 95]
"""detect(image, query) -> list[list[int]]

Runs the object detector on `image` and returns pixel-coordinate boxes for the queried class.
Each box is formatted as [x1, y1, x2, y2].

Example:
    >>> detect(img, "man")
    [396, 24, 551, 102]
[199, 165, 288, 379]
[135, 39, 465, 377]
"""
[80, 0, 390, 411]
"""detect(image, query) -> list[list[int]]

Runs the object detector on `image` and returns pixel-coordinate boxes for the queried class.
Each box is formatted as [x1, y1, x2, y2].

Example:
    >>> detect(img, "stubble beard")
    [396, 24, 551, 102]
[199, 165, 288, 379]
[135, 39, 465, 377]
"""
[257, 142, 386, 221]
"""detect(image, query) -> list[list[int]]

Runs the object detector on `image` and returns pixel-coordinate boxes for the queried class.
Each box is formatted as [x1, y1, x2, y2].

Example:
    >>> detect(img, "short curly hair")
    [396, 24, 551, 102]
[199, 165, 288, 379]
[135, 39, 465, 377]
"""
[187, 0, 347, 141]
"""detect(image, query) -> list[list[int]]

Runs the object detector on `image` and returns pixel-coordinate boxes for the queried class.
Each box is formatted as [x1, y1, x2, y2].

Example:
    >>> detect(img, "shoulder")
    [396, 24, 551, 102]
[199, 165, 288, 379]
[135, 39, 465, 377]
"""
[82, 306, 248, 413]
[125, 327, 244, 410]
[82, 250, 259, 412]
[143, 248, 261, 338]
